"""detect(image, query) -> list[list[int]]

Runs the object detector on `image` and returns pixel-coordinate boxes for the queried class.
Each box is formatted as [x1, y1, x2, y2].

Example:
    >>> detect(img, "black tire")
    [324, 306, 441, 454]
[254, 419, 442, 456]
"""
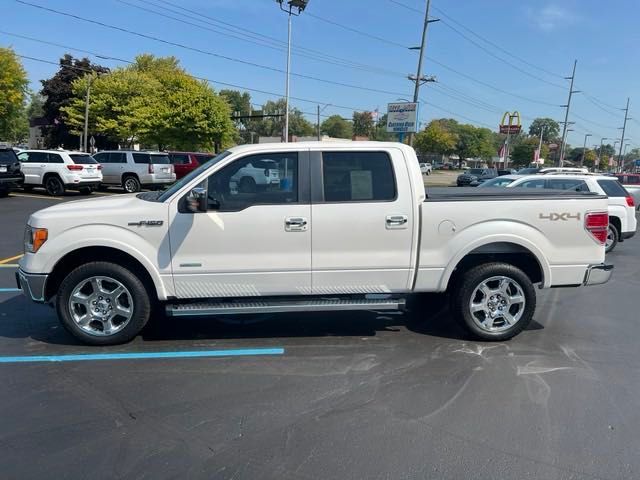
[238, 176, 257, 193]
[57, 261, 151, 345]
[122, 175, 141, 193]
[44, 175, 65, 196]
[605, 223, 619, 253]
[79, 187, 93, 195]
[449, 262, 536, 341]
[0, 188, 9, 198]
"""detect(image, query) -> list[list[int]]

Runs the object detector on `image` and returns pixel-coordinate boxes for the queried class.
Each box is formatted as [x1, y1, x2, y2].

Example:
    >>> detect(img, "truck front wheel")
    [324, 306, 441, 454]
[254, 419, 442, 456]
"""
[57, 261, 151, 345]
[450, 262, 536, 341]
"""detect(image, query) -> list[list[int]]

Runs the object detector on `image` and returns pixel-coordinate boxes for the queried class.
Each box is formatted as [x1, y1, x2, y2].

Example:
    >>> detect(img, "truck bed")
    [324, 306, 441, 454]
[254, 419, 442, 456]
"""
[425, 187, 605, 201]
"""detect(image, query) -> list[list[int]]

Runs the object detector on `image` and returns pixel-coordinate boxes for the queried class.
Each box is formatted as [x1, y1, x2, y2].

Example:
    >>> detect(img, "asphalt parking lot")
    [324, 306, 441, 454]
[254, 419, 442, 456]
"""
[1, 191, 639, 479]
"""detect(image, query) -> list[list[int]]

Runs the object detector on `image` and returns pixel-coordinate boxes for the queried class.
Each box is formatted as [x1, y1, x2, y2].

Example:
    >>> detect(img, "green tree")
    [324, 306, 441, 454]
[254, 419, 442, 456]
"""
[414, 120, 457, 155]
[352, 111, 374, 137]
[371, 113, 394, 141]
[455, 124, 495, 163]
[244, 98, 314, 139]
[62, 55, 235, 151]
[26, 92, 45, 120]
[320, 115, 353, 138]
[0, 47, 29, 143]
[528, 118, 560, 142]
[510, 137, 549, 167]
[40, 54, 109, 148]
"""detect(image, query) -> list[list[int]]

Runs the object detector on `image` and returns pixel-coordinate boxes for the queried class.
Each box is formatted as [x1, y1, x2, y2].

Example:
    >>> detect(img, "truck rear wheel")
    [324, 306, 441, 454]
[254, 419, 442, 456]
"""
[57, 261, 151, 345]
[450, 262, 536, 341]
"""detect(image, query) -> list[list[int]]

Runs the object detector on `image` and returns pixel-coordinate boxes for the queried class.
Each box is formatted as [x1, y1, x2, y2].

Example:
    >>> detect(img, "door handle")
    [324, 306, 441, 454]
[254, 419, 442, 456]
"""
[386, 214, 408, 229]
[285, 217, 308, 232]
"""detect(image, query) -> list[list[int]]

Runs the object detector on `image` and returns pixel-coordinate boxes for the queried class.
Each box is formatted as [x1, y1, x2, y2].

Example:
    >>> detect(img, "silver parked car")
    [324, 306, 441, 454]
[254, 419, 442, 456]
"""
[93, 150, 176, 193]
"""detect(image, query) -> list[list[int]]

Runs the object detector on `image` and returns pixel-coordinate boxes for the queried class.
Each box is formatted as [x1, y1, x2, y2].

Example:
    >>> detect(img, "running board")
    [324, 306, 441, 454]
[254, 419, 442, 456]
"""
[166, 298, 405, 317]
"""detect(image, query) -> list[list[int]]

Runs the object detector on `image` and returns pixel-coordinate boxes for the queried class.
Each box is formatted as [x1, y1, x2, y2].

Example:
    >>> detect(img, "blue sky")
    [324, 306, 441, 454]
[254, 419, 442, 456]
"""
[2, 0, 638, 150]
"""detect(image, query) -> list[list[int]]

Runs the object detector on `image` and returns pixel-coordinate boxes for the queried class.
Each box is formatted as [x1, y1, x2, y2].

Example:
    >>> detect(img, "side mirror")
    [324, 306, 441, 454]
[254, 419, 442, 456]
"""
[186, 187, 207, 213]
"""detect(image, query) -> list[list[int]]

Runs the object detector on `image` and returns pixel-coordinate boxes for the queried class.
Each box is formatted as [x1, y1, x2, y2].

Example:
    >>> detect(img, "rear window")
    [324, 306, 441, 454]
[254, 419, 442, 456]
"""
[132, 153, 169, 164]
[468, 169, 484, 175]
[169, 153, 190, 165]
[69, 154, 98, 164]
[0, 150, 18, 164]
[547, 179, 589, 192]
[597, 180, 628, 197]
[322, 151, 396, 202]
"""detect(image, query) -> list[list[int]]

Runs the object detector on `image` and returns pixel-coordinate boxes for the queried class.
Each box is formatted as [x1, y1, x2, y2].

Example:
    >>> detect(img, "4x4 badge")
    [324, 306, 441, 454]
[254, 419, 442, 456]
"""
[539, 213, 581, 221]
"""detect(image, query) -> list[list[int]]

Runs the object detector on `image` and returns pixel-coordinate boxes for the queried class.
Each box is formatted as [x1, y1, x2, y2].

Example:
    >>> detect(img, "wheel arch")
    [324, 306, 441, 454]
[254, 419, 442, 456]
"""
[45, 246, 162, 303]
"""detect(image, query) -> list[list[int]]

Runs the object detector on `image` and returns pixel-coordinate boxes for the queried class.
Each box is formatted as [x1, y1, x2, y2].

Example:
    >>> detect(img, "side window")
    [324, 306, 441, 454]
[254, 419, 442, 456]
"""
[48, 153, 64, 164]
[133, 153, 151, 164]
[111, 152, 127, 164]
[547, 179, 589, 192]
[93, 153, 109, 164]
[518, 179, 546, 189]
[205, 152, 298, 212]
[321, 151, 395, 202]
[170, 153, 190, 165]
[26, 152, 48, 163]
[18, 152, 29, 162]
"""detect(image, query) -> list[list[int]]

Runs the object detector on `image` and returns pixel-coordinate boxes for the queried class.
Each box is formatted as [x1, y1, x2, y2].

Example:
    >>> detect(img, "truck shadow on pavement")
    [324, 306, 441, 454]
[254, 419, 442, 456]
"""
[0, 293, 543, 347]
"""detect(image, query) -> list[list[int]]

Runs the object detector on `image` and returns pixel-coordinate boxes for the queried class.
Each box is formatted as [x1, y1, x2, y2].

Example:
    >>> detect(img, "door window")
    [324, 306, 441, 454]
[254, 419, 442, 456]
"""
[93, 153, 110, 163]
[321, 151, 395, 202]
[597, 180, 628, 197]
[47, 153, 64, 163]
[203, 152, 298, 212]
[110, 152, 127, 163]
[20, 152, 48, 163]
[517, 179, 546, 189]
[547, 179, 589, 192]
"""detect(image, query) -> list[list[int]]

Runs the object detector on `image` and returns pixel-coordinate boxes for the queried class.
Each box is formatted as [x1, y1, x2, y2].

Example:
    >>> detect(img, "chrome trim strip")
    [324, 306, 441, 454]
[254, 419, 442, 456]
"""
[17, 269, 48, 303]
[583, 263, 614, 286]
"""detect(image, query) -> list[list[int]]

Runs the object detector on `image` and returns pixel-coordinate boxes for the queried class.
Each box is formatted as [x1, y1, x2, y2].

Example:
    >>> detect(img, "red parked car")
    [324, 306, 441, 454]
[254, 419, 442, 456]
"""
[168, 152, 216, 179]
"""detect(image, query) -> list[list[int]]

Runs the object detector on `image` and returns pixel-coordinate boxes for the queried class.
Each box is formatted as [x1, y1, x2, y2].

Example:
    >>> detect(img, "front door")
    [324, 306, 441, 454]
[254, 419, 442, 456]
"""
[168, 150, 311, 298]
[310, 149, 415, 294]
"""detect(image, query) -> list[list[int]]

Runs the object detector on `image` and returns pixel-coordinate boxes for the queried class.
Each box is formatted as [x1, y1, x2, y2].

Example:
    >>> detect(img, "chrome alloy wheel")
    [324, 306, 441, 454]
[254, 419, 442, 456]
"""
[605, 226, 615, 251]
[68, 276, 134, 336]
[469, 276, 526, 333]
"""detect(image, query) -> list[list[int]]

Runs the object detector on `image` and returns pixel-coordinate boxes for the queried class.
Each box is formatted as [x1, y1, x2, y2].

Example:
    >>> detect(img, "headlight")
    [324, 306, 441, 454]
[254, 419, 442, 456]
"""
[24, 225, 48, 253]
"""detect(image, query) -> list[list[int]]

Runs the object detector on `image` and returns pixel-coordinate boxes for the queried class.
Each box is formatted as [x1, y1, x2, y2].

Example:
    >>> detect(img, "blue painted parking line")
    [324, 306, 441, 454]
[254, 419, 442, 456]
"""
[0, 348, 285, 363]
[0, 288, 21, 293]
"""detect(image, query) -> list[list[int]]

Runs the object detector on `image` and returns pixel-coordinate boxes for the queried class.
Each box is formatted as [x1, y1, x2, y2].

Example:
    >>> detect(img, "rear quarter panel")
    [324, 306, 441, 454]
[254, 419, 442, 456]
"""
[417, 196, 608, 291]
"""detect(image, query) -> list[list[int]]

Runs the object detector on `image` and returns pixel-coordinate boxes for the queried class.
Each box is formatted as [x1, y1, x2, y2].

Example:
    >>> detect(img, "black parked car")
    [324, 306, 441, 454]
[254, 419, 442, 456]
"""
[497, 169, 518, 176]
[456, 168, 497, 186]
[0, 147, 23, 197]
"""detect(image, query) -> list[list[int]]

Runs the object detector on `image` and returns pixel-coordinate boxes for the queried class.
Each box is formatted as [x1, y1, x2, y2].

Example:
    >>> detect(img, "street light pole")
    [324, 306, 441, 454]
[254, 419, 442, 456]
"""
[581, 133, 592, 167]
[598, 137, 608, 168]
[83, 75, 92, 153]
[536, 125, 545, 164]
[617, 97, 630, 172]
[559, 60, 579, 166]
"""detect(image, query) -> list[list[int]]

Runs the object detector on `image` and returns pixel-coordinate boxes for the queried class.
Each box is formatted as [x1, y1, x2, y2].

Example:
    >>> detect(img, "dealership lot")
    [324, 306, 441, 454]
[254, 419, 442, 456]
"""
[1, 193, 639, 479]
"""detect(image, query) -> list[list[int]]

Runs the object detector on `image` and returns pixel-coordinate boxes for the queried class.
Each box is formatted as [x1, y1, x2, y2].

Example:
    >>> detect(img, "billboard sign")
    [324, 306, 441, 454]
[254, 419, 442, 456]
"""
[499, 111, 522, 134]
[386, 102, 419, 133]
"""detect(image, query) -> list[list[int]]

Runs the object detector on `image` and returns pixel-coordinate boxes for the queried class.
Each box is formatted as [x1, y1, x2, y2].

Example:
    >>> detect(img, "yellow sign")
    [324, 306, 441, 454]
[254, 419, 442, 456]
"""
[499, 111, 522, 134]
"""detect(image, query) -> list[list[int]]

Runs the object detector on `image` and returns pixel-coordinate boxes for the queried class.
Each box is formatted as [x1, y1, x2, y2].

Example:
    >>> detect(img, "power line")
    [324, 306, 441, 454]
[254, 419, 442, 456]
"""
[14, 0, 410, 98]
[118, 0, 405, 78]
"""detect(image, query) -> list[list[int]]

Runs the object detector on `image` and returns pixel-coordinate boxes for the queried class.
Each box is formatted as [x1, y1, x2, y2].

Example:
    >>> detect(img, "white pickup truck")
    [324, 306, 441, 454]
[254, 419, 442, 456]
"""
[17, 142, 613, 345]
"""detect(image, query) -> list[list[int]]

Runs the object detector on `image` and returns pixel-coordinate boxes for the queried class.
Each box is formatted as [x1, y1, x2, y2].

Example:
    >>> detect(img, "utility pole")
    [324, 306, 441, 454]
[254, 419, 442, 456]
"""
[408, 0, 438, 146]
[317, 105, 321, 140]
[559, 60, 579, 167]
[536, 125, 545, 164]
[83, 75, 92, 153]
[617, 97, 631, 172]
[284, 11, 292, 143]
[598, 137, 608, 168]
[581, 133, 592, 167]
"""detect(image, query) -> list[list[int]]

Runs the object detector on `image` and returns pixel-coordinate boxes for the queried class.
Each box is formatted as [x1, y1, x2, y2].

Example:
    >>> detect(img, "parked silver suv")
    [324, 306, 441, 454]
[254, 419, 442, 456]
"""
[93, 151, 176, 193]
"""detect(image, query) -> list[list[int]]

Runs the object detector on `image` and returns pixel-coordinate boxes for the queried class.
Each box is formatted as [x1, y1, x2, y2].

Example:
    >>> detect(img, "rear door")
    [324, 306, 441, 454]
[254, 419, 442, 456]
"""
[310, 149, 414, 293]
[19, 151, 48, 185]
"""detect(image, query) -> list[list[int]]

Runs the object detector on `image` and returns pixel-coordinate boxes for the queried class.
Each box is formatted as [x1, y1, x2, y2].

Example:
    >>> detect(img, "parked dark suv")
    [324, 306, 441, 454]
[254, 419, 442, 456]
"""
[0, 147, 23, 197]
[456, 168, 497, 186]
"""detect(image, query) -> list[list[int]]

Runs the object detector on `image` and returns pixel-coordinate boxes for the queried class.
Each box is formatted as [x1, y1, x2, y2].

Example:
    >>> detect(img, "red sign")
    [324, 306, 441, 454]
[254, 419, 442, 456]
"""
[499, 125, 522, 134]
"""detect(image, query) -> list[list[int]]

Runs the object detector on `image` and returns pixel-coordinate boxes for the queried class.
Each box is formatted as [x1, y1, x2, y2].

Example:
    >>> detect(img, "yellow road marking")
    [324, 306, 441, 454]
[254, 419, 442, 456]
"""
[10, 193, 64, 201]
[0, 264, 19, 268]
[0, 254, 23, 264]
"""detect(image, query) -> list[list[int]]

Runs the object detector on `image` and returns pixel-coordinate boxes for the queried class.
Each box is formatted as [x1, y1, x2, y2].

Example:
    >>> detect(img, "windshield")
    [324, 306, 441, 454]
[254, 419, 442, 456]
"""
[157, 150, 231, 201]
[69, 154, 98, 164]
[468, 168, 484, 175]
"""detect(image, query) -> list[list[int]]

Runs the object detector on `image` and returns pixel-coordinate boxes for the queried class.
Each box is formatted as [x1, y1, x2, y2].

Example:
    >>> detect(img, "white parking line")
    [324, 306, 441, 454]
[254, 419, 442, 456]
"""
[10, 193, 64, 201]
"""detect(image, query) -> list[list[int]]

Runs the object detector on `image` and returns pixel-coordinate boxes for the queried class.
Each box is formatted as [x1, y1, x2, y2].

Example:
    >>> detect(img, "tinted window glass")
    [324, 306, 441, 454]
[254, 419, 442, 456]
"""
[478, 177, 515, 188]
[132, 153, 151, 164]
[597, 180, 628, 197]
[110, 152, 127, 164]
[48, 153, 64, 164]
[21, 152, 48, 163]
[93, 153, 109, 163]
[547, 179, 589, 192]
[468, 168, 484, 175]
[322, 151, 395, 202]
[158, 151, 231, 202]
[69, 154, 98, 164]
[205, 152, 297, 212]
[518, 179, 546, 189]
[150, 154, 170, 165]
[169, 153, 190, 165]
[0, 150, 18, 164]
[195, 154, 214, 164]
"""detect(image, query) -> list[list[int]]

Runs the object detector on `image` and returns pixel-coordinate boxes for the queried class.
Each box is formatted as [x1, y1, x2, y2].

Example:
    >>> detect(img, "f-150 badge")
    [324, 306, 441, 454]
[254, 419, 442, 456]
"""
[128, 220, 164, 227]
[539, 213, 581, 221]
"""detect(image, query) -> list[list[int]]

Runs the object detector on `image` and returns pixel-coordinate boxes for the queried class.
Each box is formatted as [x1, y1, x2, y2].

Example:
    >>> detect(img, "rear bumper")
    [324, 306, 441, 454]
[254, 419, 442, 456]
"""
[64, 181, 101, 189]
[16, 269, 48, 303]
[621, 231, 636, 240]
[0, 175, 24, 186]
[583, 263, 614, 286]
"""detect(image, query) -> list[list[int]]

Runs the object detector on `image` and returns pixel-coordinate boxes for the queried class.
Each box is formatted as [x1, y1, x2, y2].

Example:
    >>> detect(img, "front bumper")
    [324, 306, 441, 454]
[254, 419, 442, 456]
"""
[15, 269, 48, 303]
[583, 263, 614, 286]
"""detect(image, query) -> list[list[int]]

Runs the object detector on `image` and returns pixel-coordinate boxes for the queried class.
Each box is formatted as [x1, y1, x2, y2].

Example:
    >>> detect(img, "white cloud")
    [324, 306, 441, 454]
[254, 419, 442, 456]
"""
[527, 4, 579, 31]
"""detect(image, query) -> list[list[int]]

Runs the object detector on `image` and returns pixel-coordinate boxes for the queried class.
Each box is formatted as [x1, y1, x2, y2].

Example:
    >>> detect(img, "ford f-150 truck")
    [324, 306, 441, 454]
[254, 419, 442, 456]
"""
[17, 142, 613, 345]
